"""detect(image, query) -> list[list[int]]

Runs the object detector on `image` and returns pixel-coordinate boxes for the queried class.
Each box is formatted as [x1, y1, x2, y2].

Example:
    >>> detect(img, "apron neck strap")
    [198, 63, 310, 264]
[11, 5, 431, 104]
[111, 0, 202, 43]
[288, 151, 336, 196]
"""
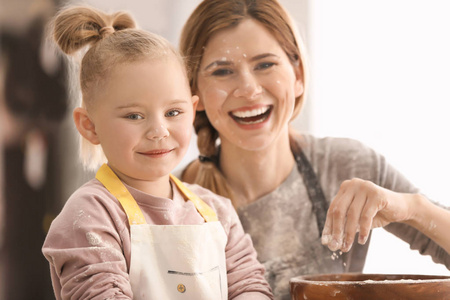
[290, 140, 328, 237]
[96, 164, 146, 226]
[95, 164, 218, 225]
[170, 174, 218, 222]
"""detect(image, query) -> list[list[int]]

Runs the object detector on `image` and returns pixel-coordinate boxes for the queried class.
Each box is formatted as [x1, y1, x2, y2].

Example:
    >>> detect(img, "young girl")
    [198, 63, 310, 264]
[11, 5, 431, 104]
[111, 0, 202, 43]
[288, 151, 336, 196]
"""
[42, 5, 273, 300]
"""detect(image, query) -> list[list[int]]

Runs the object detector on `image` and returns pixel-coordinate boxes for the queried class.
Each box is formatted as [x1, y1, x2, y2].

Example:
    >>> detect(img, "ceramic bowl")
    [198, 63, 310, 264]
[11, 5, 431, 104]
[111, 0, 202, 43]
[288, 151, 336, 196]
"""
[290, 273, 450, 300]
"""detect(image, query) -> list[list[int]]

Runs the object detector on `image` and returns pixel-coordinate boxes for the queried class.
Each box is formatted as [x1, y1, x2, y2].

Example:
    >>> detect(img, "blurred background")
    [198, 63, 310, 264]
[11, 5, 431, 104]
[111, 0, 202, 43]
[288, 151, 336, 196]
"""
[1, 0, 449, 299]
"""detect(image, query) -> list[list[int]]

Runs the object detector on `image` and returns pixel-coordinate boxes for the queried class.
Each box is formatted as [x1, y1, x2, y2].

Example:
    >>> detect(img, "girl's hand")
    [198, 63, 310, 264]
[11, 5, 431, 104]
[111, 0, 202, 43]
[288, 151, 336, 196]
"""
[321, 178, 413, 252]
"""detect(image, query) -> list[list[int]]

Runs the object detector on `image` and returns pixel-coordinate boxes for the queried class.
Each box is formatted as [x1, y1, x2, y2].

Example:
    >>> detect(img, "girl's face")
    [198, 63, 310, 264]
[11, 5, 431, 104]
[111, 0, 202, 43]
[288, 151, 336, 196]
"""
[197, 19, 303, 151]
[87, 57, 198, 187]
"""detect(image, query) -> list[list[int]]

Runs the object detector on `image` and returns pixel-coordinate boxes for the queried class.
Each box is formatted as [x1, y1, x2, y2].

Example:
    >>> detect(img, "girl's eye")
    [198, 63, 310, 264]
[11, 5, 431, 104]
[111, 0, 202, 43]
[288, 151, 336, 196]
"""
[166, 110, 181, 117]
[255, 62, 275, 70]
[126, 113, 143, 120]
[211, 68, 233, 76]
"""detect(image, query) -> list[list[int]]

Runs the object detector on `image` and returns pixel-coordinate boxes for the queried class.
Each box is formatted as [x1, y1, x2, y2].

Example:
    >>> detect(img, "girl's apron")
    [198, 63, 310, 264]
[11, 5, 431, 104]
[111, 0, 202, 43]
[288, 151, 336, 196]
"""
[96, 164, 228, 300]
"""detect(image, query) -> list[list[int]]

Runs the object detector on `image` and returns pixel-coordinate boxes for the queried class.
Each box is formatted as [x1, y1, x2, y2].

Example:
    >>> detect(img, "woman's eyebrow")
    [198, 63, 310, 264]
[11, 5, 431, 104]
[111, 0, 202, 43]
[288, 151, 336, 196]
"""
[204, 53, 281, 70]
[203, 60, 233, 71]
[250, 53, 280, 61]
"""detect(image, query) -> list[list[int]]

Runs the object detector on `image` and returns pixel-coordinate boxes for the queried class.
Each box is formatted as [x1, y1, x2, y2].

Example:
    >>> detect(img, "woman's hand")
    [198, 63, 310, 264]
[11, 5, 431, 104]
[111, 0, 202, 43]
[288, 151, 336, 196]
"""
[321, 178, 414, 252]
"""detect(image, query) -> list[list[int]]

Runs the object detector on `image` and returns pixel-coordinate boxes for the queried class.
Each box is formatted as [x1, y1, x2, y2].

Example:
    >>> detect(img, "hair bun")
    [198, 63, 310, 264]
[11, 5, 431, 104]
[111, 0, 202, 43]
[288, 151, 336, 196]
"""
[99, 26, 115, 38]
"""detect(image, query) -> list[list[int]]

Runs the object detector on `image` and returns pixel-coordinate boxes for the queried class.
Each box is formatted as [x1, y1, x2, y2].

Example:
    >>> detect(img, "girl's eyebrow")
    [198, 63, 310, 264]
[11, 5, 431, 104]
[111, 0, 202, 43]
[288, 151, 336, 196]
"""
[116, 99, 190, 110]
[203, 53, 280, 71]
[168, 99, 190, 105]
[116, 103, 142, 110]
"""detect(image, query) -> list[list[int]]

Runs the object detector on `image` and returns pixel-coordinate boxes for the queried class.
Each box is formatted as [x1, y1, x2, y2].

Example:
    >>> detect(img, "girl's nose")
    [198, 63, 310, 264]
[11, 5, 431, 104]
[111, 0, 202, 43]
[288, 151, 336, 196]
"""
[146, 124, 169, 141]
[233, 71, 262, 100]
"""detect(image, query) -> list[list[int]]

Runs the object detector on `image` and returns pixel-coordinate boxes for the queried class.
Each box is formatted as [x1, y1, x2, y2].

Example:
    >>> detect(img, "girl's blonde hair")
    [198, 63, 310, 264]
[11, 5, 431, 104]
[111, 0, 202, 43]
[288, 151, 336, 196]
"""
[179, 0, 308, 202]
[51, 5, 182, 170]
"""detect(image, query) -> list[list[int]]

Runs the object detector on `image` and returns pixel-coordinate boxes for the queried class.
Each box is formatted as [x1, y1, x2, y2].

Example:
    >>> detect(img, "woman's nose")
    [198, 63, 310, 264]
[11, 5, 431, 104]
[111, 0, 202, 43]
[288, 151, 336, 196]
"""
[233, 71, 262, 99]
[146, 124, 169, 141]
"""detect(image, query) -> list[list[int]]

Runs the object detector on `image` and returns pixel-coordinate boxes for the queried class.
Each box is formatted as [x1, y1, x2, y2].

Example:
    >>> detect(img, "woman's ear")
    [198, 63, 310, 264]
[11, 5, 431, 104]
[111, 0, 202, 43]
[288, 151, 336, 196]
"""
[293, 62, 305, 98]
[73, 107, 100, 145]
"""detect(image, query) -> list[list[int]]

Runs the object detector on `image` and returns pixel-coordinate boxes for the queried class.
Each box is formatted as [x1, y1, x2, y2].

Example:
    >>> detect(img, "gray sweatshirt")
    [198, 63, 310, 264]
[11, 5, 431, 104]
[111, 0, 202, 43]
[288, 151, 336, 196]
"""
[236, 134, 450, 300]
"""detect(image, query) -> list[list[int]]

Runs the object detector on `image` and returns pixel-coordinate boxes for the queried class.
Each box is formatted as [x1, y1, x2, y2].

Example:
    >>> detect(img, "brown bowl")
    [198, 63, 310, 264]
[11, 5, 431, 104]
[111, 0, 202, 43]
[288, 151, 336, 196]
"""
[290, 273, 450, 300]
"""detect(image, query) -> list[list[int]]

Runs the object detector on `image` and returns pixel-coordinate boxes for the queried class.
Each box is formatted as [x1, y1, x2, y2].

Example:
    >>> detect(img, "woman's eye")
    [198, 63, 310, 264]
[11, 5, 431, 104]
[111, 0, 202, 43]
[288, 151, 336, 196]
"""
[126, 113, 143, 120]
[166, 110, 181, 117]
[255, 62, 275, 70]
[211, 68, 233, 76]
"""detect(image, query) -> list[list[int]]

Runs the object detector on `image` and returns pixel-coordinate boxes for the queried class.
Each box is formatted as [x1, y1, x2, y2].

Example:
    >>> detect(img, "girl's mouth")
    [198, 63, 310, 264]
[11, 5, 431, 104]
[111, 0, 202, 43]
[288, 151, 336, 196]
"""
[229, 105, 272, 125]
[139, 149, 173, 157]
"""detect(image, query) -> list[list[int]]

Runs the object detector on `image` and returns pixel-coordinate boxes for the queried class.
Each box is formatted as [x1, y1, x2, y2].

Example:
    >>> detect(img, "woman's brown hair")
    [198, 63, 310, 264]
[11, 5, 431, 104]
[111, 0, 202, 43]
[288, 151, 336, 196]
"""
[179, 0, 308, 203]
[51, 5, 182, 170]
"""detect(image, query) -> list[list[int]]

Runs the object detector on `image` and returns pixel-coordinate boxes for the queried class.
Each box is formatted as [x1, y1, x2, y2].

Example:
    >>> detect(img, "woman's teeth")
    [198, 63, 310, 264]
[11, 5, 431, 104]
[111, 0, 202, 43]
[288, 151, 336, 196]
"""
[231, 106, 271, 124]
[232, 106, 270, 118]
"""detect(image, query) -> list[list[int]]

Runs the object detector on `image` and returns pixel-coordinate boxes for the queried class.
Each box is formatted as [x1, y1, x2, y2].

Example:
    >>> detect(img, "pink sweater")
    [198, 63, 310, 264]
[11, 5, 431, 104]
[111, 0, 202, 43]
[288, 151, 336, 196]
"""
[42, 178, 273, 300]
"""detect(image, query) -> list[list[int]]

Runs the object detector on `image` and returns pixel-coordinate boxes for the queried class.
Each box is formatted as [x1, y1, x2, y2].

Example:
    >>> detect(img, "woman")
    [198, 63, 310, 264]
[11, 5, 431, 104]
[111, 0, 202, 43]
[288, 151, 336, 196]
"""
[179, 0, 450, 299]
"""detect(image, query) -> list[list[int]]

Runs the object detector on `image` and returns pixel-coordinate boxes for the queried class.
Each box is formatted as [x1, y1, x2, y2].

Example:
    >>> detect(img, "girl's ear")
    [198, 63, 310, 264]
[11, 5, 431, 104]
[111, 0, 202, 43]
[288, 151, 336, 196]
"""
[73, 107, 100, 145]
[195, 96, 205, 111]
[293, 63, 305, 98]
[192, 95, 200, 120]
[192, 95, 199, 111]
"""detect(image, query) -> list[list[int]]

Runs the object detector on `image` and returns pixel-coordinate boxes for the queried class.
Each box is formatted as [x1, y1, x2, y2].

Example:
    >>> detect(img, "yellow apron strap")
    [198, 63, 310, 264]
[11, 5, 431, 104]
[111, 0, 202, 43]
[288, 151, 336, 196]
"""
[95, 164, 146, 226]
[170, 174, 219, 222]
[95, 164, 217, 224]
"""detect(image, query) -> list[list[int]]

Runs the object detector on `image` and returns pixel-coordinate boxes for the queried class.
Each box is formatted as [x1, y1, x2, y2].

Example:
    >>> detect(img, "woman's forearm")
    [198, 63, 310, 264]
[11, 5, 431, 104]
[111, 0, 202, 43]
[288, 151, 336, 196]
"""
[404, 194, 450, 254]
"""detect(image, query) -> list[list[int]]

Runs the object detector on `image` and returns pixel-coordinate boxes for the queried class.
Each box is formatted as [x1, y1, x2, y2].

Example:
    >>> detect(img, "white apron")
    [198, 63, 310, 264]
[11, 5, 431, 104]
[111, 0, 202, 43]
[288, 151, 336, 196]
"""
[96, 164, 228, 300]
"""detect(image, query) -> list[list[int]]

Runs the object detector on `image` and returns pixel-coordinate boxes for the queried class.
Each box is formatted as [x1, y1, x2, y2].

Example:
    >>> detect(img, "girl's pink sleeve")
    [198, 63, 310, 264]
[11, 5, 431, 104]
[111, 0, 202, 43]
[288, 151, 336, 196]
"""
[42, 185, 133, 300]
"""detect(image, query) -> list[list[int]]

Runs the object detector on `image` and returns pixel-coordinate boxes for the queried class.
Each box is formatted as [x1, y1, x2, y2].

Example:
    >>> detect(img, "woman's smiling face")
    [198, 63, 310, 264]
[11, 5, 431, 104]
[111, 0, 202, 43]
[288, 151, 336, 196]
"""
[197, 18, 304, 151]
